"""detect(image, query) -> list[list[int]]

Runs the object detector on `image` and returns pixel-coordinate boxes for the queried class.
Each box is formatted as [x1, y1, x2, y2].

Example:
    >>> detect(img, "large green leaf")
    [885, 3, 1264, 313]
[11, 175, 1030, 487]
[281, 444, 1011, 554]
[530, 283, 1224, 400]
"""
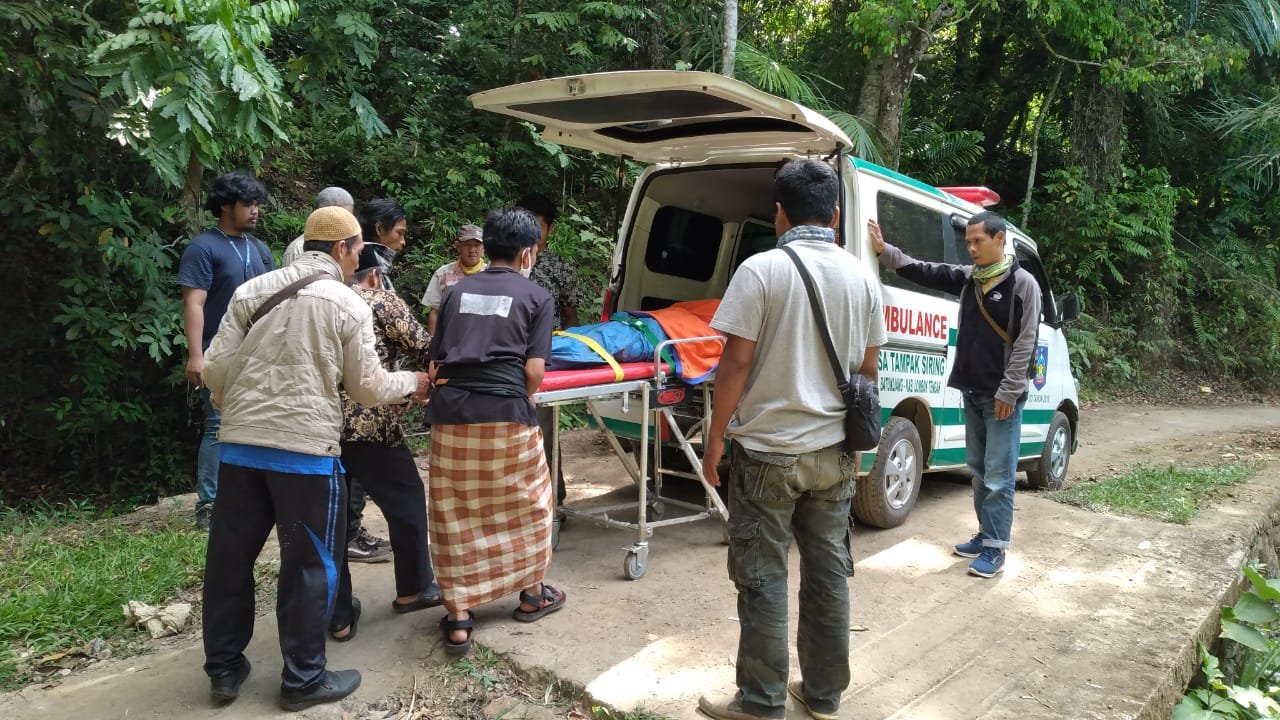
[1221, 620, 1269, 651]
[1233, 588, 1280, 625]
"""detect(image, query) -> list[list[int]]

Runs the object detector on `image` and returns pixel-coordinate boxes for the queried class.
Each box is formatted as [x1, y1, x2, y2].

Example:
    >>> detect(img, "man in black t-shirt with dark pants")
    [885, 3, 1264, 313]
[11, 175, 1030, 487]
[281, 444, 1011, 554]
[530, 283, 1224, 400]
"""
[177, 171, 274, 530]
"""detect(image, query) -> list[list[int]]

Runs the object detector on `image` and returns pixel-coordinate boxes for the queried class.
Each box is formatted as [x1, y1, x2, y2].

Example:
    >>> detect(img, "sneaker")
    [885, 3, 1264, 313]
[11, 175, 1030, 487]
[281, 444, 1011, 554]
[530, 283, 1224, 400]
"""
[787, 681, 838, 720]
[347, 536, 391, 563]
[697, 693, 784, 720]
[209, 658, 251, 704]
[355, 526, 389, 549]
[952, 533, 983, 558]
[279, 669, 361, 712]
[195, 505, 213, 532]
[968, 547, 1006, 578]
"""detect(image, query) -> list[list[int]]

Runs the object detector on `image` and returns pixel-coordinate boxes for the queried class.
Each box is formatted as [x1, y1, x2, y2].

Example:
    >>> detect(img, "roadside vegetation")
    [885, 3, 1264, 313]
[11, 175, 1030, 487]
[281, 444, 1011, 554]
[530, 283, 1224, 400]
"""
[0, 501, 207, 690]
[1176, 566, 1280, 719]
[1052, 462, 1258, 524]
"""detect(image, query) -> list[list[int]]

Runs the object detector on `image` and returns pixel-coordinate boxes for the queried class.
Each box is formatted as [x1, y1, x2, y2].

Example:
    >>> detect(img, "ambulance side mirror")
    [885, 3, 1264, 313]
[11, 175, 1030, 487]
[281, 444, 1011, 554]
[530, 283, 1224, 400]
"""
[1059, 293, 1081, 324]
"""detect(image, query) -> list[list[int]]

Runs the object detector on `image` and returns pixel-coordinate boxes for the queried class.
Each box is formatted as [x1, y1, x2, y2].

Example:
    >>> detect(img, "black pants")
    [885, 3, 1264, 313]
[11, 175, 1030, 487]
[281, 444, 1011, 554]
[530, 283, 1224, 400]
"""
[536, 405, 567, 504]
[202, 461, 344, 692]
[347, 474, 367, 541]
[331, 441, 435, 630]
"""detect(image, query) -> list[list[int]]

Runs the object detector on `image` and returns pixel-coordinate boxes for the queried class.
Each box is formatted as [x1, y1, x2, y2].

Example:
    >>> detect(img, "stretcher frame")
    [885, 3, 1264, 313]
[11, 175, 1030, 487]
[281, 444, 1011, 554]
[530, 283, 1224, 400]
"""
[532, 335, 729, 580]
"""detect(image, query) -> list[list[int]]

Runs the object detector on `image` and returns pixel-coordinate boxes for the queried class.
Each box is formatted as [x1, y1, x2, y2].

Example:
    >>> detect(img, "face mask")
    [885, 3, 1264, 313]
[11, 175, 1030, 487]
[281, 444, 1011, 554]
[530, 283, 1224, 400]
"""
[518, 249, 534, 278]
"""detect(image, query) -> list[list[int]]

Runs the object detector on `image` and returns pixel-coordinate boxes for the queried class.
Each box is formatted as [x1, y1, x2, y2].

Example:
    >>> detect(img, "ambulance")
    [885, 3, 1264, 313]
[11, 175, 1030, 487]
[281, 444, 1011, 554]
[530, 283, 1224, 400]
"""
[471, 70, 1081, 528]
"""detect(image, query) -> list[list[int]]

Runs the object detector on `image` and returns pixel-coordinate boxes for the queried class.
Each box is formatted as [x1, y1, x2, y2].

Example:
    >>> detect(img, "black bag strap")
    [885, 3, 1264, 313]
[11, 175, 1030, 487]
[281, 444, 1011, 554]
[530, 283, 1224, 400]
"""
[247, 272, 331, 329]
[972, 282, 1012, 345]
[780, 245, 850, 394]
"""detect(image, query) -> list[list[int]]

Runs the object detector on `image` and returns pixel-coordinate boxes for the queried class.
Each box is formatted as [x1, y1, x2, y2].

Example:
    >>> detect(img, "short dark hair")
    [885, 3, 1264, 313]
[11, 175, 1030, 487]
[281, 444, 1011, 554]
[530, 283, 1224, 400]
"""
[205, 171, 268, 217]
[302, 236, 357, 254]
[358, 198, 406, 246]
[483, 208, 541, 262]
[352, 267, 379, 284]
[515, 192, 559, 225]
[774, 159, 837, 226]
[967, 210, 1007, 237]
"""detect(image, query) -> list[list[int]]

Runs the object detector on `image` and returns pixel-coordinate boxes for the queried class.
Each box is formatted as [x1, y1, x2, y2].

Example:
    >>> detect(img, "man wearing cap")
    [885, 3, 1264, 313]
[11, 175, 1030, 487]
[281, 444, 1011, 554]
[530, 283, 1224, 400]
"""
[421, 223, 487, 336]
[328, 245, 443, 645]
[283, 187, 356, 266]
[200, 206, 431, 712]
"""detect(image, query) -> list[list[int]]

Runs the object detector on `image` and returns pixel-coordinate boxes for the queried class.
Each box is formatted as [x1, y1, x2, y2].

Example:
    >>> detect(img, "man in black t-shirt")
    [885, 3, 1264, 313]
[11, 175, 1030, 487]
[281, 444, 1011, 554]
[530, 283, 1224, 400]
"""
[177, 171, 273, 530]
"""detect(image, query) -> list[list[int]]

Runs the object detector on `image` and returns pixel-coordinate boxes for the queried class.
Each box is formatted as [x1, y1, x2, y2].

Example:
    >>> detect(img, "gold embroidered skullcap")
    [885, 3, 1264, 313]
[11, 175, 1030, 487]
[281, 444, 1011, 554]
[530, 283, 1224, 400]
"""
[304, 206, 360, 242]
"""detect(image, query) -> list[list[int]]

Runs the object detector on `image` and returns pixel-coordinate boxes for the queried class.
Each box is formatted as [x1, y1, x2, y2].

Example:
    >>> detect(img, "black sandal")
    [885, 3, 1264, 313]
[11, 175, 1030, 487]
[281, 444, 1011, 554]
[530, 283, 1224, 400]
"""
[329, 597, 361, 643]
[512, 584, 566, 622]
[438, 612, 475, 656]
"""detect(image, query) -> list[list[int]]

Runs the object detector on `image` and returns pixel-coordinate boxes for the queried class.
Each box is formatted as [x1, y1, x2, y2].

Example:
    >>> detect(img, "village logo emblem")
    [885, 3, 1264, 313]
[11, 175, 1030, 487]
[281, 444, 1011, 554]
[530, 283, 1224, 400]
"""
[1033, 344, 1049, 390]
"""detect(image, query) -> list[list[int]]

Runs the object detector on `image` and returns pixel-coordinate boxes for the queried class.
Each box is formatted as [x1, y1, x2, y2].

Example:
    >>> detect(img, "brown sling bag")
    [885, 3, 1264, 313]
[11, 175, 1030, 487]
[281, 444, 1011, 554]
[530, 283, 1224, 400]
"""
[246, 272, 331, 330]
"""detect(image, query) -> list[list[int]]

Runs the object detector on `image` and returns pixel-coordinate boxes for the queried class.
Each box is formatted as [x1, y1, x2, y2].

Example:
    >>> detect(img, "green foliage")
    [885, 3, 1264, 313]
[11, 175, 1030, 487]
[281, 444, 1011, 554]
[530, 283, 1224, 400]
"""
[899, 119, 986, 182]
[0, 502, 207, 689]
[1052, 462, 1257, 523]
[1175, 565, 1280, 719]
[88, 0, 299, 190]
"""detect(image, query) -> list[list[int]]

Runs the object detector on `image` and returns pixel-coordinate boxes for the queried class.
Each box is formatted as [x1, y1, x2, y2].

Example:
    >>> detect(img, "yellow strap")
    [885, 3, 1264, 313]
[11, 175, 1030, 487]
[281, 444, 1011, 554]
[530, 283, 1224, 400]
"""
[555, 331, 624, 381]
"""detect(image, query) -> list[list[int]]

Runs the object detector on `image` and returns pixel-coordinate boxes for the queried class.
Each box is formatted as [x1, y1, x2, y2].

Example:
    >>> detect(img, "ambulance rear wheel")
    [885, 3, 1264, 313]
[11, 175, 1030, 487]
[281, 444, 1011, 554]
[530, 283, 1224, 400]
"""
[854, 417, 923, 529]
[1026, 411, 1071, 491]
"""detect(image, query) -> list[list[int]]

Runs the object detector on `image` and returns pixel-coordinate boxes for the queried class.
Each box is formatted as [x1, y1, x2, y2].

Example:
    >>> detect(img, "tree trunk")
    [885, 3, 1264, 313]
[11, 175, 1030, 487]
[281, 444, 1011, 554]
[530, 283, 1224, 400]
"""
[722, 0, 738, 78]
[853, 4, 953, 169]
[642, 0, 666, 69]
[1069, 68, 1125, 191]
[180, 153, 204, 238]
[1022, 65, 1063, 226]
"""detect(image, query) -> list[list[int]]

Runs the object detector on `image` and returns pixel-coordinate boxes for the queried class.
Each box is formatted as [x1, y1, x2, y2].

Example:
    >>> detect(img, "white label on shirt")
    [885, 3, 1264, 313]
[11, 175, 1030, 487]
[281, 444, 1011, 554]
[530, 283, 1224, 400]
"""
[459, 292, 513, 318]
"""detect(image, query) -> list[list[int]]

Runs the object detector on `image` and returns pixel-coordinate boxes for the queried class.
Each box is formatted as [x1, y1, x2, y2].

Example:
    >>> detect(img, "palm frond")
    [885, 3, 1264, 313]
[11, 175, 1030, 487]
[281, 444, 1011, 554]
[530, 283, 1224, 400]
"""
[1230, 0, 1280, 55]
[822, 110, 884, 163]
[900, 119, 985, 181]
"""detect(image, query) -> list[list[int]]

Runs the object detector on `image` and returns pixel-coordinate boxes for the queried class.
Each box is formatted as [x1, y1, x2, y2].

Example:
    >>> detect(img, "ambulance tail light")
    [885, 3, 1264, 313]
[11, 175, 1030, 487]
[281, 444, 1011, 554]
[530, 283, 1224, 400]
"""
[600, 285, 615, 322]
[939, 186, 1001, 207]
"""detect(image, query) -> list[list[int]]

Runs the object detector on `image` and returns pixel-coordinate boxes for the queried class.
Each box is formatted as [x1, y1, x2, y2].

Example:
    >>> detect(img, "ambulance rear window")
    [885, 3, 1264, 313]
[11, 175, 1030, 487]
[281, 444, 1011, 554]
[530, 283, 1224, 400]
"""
[645, 206, 723, 281]
[876, 192, 954, 300]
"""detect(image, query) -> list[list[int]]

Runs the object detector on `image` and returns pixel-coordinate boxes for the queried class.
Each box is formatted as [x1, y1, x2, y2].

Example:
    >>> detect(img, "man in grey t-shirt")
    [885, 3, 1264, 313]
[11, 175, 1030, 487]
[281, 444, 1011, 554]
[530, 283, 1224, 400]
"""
[698, 159, 886, 720]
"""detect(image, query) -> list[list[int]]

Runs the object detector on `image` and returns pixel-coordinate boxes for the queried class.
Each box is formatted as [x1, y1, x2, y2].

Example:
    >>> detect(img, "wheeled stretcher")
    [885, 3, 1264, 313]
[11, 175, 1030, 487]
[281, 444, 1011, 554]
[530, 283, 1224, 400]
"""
[532, 336, 729, 579]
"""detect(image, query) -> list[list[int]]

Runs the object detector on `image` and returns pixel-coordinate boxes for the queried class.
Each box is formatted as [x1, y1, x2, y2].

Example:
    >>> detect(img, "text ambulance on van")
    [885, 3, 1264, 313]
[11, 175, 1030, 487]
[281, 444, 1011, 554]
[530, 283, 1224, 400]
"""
[471, 70, 1082, 529]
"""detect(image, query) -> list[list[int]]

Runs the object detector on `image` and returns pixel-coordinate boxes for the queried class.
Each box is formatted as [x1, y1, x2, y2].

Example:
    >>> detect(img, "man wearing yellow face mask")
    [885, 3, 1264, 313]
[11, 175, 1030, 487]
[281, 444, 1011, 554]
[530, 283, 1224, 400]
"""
[422, 224, 487, 336]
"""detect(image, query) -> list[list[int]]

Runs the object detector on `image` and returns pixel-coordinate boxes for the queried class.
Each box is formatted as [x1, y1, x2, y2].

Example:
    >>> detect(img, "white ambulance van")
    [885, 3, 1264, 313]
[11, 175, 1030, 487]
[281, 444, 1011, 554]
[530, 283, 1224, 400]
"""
[472, 70, 1081, 528]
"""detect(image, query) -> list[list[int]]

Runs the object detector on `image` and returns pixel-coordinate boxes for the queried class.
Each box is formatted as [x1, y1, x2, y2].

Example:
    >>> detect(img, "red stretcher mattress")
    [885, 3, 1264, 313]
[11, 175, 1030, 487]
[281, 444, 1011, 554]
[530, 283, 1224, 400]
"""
[538, 362, 671, 393]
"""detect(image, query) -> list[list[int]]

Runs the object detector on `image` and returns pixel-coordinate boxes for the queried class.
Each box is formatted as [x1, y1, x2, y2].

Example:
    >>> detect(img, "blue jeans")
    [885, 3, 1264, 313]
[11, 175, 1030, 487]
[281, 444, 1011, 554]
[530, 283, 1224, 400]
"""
[196, 387, 221, 511]
[725, 441, 855, 718]
[963, 392, 1025, 549]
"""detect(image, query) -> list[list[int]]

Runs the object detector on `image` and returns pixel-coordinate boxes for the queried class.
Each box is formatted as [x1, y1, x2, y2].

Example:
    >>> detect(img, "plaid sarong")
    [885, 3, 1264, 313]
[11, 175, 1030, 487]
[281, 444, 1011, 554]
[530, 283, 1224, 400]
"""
[427, 422, 553, 612]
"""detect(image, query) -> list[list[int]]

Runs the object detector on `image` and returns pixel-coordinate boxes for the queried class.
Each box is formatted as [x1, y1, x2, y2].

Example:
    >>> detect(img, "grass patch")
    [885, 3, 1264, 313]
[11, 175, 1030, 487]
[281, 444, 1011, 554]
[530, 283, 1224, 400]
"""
[1053, 462, 1258, 523]
[0, 501, 207, 690]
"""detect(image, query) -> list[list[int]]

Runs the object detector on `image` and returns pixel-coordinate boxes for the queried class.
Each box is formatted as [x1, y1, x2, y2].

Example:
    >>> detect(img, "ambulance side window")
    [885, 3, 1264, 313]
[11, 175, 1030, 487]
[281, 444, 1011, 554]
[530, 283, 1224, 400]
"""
[875, 192, 952, 299]
[645, 206, 723, 281]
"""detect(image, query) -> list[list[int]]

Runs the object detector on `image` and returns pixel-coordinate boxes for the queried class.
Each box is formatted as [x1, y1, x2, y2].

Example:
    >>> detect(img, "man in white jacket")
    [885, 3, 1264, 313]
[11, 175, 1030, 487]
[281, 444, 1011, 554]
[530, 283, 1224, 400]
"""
[200, 206, 429, 712]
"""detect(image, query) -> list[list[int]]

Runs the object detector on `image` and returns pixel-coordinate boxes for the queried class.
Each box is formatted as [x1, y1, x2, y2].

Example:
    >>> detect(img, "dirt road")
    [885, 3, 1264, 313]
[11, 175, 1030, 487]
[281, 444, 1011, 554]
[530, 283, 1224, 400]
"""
[4, 402, 1280, 720]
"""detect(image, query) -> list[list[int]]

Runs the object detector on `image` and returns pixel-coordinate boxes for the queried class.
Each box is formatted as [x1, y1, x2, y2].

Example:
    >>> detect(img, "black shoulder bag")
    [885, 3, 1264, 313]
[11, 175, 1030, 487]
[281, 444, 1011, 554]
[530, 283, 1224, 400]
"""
[780, 245, 882, 453]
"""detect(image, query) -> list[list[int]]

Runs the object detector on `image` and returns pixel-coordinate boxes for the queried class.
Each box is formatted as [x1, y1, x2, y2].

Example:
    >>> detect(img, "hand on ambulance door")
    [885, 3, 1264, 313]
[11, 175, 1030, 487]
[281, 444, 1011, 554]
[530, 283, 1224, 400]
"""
[867, 220, 885, 256]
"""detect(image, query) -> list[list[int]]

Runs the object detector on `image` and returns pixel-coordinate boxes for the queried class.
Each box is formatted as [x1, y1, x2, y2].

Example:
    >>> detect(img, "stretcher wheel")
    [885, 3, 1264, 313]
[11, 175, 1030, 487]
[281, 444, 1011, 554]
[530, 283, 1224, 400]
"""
[646, 500, 665, 521]
[623, 546, 649, 580]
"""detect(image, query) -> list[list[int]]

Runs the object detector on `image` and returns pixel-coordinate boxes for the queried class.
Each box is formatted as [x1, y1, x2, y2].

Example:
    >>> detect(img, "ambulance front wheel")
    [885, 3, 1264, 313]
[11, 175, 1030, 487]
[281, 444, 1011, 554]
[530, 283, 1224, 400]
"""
[854, 416, 923, 529]
[1025, 411, 1071, 491]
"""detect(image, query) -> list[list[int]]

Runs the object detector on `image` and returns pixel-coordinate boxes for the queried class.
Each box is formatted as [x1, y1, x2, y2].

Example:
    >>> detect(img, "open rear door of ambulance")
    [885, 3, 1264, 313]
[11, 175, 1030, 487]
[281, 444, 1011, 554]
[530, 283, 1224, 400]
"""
[469, 70, 852, 163]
